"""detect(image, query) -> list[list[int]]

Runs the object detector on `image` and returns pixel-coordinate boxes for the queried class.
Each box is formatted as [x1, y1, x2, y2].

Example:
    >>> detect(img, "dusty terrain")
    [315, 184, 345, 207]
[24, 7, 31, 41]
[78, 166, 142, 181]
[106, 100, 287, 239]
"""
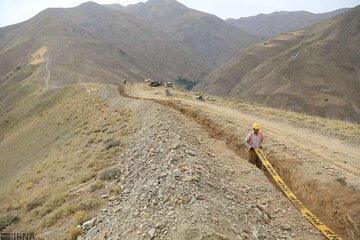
[121, 83, 360, 239]
[80, 85, 322, 240]
[1, 83, 359, 240]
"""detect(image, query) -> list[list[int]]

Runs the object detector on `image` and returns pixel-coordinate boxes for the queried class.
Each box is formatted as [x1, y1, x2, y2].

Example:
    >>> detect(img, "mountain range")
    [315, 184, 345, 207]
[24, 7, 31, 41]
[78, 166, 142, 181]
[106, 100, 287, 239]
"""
[124, 0, 261, 67]
[226, 8, 349, 38]
[196, 6, 360, 122]
[0, 0, 358, 122]
[0, 1, 211, 88]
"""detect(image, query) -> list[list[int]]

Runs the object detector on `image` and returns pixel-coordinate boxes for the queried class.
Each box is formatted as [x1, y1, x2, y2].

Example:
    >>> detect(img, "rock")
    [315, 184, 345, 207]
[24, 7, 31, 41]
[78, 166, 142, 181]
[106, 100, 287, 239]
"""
[172, 143, 181, 149]
[185, 149, 196, 156]
[173, 169, 181, 178]
[252, 226, 259, 239]
[155, 222, 164, 229]
[75, 224, 81, 231]
[108, 196, 117, 201]
[196, 194, 206, 200]
[82, 218, 96, 230]
[158, 172, 168, 179]
[148, 228, 156, 239]
[183, 175, 198, 182]
[281, 224, 292, 231]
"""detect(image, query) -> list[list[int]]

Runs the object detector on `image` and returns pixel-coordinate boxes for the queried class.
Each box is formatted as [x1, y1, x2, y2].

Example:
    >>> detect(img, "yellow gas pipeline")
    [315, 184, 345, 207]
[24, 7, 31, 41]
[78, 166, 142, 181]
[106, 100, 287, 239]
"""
[255, 148, 341, 240]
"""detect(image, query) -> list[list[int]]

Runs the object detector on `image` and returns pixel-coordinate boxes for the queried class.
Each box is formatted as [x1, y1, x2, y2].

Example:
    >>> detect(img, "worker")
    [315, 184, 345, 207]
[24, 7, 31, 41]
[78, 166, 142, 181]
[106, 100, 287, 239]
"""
[245, 122, 263, 169]
[123, 78, 127, 85]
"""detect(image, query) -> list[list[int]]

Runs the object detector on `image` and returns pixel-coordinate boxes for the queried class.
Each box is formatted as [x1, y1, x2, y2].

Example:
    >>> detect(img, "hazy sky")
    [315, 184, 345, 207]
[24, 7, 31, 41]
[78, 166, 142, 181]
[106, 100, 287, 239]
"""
[0, 0, 359, 27]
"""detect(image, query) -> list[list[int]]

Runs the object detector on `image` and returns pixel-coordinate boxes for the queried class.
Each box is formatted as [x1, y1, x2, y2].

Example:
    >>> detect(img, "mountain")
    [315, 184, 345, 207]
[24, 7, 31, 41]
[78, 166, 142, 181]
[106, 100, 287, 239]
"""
[0, 1, 211, 109]
[103, 3, 124, 10]
[124, 0, 261, 67]
[195, 6, 360, 123]
[227, 8, 349, 38]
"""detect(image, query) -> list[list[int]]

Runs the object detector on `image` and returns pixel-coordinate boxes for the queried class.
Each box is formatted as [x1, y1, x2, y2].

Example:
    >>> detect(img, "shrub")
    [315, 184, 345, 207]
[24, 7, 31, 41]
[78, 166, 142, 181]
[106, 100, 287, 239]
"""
[40, 192, 66, 216]
[74, 210, 86, 225]
[109, 185, 121, 194]
[26, 195, 47, 212]
[175, 76, 198, 90]
[99, 167, 121, 181]
[69, 226, 82, 240]
[0, 214, 18, 231]
[90, 181, 105, 192]
[80, 173, 96, 183]
[26, 182, 34, 190]
[105, 139, 121, 150]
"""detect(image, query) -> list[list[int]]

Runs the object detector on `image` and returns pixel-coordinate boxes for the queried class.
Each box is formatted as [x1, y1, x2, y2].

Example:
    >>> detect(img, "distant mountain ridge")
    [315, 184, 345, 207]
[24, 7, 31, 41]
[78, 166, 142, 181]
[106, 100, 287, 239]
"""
[227, 8, 349, 38]
[124, 0, 261, 67]
[0, 1, 212, 95]
[196, 6, 360, 123]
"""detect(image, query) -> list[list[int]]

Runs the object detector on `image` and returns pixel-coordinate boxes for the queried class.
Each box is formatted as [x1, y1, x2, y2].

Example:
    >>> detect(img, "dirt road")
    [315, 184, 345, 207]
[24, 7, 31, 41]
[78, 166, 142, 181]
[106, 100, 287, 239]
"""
[124, 83, 360, 239]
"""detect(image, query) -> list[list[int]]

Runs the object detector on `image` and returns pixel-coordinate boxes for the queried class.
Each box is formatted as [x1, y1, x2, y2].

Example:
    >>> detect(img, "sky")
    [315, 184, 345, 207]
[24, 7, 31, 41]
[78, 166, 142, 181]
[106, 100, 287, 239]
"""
[0, 0, 359, 27]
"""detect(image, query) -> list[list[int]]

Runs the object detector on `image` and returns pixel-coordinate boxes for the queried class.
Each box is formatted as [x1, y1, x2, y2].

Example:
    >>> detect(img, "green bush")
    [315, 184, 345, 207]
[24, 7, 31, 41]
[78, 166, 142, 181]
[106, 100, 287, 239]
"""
[0, 214, 18, 231]
[99, 167, 121, 181]
[175, 76, 198, 90]
[105, 140, 121, 150]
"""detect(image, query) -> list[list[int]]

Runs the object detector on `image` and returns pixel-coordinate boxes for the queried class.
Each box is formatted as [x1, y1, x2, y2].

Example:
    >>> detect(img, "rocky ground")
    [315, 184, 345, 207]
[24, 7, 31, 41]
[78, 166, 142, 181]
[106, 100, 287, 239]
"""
[124, 83, 360, 239]
[79, 86, 321, 240]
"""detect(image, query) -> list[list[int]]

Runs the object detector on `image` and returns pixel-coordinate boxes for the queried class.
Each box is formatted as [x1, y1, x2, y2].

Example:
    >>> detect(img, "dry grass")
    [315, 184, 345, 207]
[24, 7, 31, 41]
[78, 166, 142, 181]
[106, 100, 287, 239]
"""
[109, 185, 122, 195]
[0, 84, 138, 239]
[42, 198, 100, 227]
[74, 210, 86, 225]
[90, 181, 105, 192]
[69, 226, 82, 240]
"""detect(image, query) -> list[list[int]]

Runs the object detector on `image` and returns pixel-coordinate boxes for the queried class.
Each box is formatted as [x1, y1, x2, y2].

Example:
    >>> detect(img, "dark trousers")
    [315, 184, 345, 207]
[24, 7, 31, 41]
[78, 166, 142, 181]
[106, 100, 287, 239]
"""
[249, 149, 263, 169]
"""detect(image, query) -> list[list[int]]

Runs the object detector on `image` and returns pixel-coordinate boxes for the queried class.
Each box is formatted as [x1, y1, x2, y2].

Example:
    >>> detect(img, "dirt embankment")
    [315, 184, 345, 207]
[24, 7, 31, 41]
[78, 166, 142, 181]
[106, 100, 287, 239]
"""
[154, 99, 360, 240]
[121, 84, 360, 240]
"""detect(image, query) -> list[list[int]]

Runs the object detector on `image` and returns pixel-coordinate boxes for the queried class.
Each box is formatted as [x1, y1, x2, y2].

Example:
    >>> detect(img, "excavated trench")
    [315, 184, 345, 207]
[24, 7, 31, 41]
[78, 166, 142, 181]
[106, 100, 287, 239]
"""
[119, 86, 359, 239]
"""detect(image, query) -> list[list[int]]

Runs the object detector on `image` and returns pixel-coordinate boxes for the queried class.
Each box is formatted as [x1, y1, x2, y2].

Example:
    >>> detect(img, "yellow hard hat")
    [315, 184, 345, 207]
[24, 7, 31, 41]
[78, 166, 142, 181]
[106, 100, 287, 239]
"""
[252, 122, 260, 129]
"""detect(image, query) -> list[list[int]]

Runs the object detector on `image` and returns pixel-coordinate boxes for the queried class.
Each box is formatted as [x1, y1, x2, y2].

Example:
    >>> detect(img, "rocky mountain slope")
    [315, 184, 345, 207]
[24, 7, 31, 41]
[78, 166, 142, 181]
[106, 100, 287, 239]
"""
[125, 0, 261, 67]
[196, 6, 360, 123]
[0, 1, 211, 94]
[227, 8, 349, 38]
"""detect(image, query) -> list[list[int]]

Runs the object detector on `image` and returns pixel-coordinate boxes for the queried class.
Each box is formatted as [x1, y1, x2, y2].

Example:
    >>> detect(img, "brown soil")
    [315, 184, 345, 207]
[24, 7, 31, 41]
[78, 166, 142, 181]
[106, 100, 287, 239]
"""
[123, 83, 360, 240]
